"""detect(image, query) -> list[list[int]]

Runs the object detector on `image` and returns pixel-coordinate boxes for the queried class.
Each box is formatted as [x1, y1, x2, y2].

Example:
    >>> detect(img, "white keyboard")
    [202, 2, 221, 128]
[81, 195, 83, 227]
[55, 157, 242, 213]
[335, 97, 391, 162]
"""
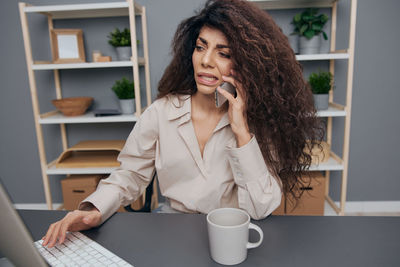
[34, 232, 133, 267]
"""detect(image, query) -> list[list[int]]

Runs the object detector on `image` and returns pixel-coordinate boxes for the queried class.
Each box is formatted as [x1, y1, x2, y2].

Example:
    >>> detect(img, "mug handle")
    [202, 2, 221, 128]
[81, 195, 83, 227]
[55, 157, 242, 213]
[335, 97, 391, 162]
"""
[246, 223, 264, 249]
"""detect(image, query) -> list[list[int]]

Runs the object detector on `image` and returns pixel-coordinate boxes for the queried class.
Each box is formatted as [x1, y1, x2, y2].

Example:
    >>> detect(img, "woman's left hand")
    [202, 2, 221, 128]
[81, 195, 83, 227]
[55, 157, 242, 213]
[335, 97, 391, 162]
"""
[217, 70, 252, 147]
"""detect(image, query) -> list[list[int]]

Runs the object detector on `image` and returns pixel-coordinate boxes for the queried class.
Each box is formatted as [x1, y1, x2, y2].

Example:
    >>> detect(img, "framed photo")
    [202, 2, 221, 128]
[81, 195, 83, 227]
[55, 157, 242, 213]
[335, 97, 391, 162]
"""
[51, 29, 86, 63]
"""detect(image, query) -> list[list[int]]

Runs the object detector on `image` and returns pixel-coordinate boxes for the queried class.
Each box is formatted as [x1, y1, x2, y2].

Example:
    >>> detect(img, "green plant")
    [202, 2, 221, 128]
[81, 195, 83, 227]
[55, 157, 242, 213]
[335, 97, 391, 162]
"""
[308, 71, 333, 94]
[108, 28, 131, 47]
[112, 77, 135, 99]
[292, 8, 329, 40]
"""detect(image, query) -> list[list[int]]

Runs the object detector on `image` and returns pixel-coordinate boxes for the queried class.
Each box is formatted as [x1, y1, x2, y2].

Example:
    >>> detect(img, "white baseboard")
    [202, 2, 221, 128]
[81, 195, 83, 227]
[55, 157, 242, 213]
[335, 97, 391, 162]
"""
[14, 203, 63, 210]
[337, 201, 400, 213]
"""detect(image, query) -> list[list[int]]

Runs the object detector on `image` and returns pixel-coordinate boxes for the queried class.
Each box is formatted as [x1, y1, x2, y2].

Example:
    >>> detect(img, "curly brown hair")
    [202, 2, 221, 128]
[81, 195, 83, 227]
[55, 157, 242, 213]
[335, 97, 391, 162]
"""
[158, 0, 324, 204]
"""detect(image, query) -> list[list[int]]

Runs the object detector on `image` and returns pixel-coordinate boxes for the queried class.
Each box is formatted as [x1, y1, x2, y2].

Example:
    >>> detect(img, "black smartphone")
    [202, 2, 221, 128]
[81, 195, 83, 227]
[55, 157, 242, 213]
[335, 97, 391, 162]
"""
[93, 109, 121, 117]
[215, 82, 236, 108]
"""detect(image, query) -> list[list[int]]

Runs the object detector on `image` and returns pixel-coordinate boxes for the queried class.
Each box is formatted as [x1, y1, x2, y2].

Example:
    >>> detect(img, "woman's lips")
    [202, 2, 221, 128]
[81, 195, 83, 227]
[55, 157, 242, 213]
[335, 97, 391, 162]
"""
[197, 73, 219, 86]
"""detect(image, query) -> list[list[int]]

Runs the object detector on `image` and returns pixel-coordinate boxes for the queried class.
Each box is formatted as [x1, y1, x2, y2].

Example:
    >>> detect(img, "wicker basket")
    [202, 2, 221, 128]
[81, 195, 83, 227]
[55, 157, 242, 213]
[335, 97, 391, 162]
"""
[52, 97, 93, 116]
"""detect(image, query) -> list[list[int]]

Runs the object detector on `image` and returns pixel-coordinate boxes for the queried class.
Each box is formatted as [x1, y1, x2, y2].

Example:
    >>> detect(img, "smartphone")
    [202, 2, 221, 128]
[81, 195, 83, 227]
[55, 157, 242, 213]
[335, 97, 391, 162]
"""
[215, 82, 236, 108]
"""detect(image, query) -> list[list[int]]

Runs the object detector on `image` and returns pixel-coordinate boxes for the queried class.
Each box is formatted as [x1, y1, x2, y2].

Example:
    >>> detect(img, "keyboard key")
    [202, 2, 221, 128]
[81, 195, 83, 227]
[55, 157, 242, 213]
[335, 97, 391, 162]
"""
[112, 256, 122, 263]
[88, 258, 98, 264]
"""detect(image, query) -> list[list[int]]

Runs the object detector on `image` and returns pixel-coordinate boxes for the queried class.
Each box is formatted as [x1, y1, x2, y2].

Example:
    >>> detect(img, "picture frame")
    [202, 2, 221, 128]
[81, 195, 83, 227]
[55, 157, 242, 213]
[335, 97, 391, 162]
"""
[51, 29, 86, 63]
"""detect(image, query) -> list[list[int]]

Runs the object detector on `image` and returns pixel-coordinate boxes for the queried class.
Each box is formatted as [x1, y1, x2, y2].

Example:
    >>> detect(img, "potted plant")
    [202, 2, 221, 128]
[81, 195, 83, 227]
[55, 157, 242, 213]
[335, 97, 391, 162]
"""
[291, 8, 329, 54]
[108, 28, 132, 61]
[308, 70, 333, 110]
[112, 77, 135, 114]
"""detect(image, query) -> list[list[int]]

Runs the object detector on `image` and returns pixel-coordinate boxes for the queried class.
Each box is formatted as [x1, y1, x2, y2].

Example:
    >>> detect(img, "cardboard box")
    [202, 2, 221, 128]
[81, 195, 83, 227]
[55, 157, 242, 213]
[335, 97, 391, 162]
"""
[61, 175, 104, 211]
[273, 172, 325, 216]
[61, 174, 143, 212]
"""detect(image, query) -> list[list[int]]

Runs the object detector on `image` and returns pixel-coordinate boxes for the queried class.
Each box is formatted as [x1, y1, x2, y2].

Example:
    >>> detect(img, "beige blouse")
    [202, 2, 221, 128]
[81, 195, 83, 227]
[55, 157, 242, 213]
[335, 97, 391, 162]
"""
[82, 95, 282, 222]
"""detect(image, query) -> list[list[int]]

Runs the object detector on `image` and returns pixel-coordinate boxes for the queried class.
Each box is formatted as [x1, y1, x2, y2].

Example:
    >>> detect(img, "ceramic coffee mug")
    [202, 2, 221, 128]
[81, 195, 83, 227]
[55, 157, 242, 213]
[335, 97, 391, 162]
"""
[207, 208, 264, 265]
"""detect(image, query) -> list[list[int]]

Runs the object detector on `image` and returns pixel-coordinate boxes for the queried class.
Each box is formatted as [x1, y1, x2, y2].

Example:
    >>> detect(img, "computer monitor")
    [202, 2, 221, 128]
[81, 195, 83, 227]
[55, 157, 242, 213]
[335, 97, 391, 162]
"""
[0, 181, 47, 267]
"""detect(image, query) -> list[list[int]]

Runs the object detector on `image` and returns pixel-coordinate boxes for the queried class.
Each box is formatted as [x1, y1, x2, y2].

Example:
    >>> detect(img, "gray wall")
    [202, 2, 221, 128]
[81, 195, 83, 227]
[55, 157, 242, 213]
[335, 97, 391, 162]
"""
[0, 0, 399, 204]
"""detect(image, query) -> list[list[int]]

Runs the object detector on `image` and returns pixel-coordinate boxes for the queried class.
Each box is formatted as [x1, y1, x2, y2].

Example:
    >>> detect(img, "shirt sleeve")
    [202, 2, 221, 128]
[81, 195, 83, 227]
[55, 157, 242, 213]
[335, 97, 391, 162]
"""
[79, 104, 159, 224]
[226, 135, 282, 220]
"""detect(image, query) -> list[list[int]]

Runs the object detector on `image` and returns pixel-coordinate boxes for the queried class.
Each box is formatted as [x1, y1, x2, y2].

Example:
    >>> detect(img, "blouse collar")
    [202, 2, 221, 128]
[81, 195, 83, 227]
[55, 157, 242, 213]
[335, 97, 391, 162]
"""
[166, 94, 230, 131]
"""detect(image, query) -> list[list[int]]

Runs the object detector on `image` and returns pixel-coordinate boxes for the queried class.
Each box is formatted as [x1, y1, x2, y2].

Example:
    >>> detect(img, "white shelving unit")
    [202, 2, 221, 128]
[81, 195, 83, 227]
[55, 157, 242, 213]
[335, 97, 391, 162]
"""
[46, 161, 118, 175]
[32, 59, 145, 70]
[23, 2, 136, 18]
[38, 112, 138, 124]
[296, 52, 349, 61]
[19, 0, 151, 210]
[251, 0, 337, 10]
[252, 0, 357, 215]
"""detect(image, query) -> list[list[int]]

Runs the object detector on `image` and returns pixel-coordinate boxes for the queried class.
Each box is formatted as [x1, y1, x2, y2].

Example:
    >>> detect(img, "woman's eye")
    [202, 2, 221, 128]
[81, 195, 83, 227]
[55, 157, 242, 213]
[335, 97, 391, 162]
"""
[195, 45, 204, 51]
[219, 52, 231, 59]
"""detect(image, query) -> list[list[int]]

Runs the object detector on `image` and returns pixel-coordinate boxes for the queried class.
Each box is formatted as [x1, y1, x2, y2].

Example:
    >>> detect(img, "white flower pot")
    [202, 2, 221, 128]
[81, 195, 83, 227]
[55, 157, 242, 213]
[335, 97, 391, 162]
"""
[313, 94, 329, 110]
[288, 34, 299, 54]
[119, 98, 135, 114]
[116, 46, 132, 61]
[299, 35, 321, 54]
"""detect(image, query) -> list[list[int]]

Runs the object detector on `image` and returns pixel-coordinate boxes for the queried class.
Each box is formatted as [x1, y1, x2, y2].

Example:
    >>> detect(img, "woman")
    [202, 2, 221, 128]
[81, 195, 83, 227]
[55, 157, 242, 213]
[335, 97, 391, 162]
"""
[43, 0, 322, 248]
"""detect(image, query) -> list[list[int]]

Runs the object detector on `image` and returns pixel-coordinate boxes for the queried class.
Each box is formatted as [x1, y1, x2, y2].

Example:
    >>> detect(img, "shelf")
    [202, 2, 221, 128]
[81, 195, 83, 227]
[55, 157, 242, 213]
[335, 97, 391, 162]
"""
[251, 0, 336, 10]
[296, 53, 349, 61]
[37, 102, 344, 124]
[316, 103, 346, 117]
[23, 2, 143, 19]
[47, 160, 117, 175]
[37, 103, 345, 124]
[39, 111, 138, 124]
[46, 152, 343, 175]
[32, 59, 145, 70]
[309, 153, 343, 171]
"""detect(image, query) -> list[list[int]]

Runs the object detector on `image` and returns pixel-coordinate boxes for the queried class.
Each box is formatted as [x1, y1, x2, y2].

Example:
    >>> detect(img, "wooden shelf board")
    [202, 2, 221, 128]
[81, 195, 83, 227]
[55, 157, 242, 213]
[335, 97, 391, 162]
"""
[23, 2, 142, 19]
[316, 103, 346, 117]
[309, 153, 343, 171]
[32, 59, 145, 70]
[296, 53, 349, 61]
[39, 111, 138, 124]
[250, 0, 336, 10]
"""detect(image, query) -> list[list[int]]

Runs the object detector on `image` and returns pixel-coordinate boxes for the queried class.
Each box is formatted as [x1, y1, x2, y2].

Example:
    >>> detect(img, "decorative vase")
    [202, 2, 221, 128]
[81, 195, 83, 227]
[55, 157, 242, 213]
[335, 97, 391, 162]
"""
[119, 98, 135, 114]
[116, 46, 132, 61]
[299, 35, 321, 54]
[313, 94, 329, 110]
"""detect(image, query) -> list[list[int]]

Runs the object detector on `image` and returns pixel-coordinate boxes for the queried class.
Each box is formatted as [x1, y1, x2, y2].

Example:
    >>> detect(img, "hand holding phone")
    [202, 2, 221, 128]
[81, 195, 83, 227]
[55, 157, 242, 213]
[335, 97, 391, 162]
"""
[215, 82, 236, 108]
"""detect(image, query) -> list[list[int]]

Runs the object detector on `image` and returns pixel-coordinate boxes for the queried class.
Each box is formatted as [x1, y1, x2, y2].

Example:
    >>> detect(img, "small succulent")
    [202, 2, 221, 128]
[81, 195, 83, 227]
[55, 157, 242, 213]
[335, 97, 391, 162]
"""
[308, 71, 333, 94]
[111, 77, 135, 99]
[108, 28, 131, 47]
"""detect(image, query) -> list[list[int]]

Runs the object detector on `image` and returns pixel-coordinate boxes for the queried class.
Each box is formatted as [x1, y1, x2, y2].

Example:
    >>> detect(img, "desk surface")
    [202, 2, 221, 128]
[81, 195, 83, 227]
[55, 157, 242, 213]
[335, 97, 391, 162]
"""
[18, 210, 400, 267]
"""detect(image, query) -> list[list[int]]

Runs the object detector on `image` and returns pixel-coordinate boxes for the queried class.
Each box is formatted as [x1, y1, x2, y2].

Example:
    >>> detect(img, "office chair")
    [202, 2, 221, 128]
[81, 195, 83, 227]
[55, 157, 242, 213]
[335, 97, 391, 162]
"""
[124, 172, 156, 213]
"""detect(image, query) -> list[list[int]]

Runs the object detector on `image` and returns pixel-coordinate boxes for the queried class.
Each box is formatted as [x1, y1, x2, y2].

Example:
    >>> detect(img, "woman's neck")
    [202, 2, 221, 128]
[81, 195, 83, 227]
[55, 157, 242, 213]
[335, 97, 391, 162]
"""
[191, 91, 226, 116]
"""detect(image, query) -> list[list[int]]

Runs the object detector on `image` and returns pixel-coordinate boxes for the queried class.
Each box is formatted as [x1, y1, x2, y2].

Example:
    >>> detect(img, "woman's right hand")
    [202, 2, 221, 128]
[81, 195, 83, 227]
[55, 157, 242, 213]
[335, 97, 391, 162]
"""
[42, 207, 101, 248]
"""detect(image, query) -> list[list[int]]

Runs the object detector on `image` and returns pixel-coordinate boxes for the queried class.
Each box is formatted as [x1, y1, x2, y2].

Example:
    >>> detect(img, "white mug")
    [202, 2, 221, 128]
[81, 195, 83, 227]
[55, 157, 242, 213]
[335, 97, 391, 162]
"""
[207, 208, 264, 265]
